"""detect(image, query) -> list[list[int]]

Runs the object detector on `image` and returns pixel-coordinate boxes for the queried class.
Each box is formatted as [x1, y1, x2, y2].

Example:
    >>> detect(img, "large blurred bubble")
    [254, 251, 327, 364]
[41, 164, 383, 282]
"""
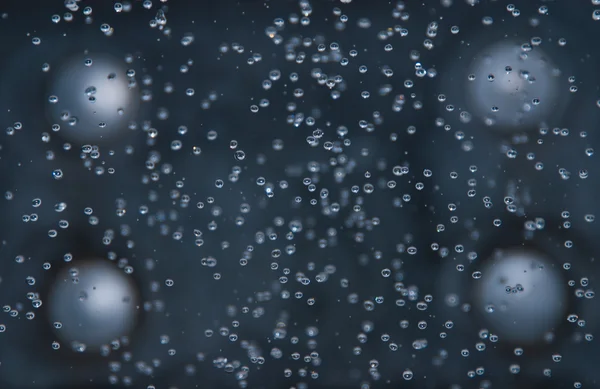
[474, 249, 567, 344]
[46, 52, 139, 144]
[47, 259, 139, 351]
[464, 41, 563, 130]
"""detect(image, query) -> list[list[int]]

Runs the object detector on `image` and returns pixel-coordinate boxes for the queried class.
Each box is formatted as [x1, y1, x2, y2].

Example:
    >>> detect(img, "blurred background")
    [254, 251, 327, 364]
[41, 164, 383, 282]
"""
[0, 0, 598, 388]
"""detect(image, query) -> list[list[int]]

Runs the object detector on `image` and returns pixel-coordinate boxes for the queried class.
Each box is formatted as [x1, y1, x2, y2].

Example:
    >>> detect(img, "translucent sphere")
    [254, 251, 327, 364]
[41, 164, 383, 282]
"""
[465, 42, 562, 130]
[47, 259, 139, 350]
[474, 249, 567, 343]
[46, 53, 139, 143]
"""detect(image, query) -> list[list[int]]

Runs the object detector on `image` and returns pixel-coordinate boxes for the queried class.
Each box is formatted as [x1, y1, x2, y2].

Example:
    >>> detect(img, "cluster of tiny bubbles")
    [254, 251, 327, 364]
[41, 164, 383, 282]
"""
[8, 0, 593, 388]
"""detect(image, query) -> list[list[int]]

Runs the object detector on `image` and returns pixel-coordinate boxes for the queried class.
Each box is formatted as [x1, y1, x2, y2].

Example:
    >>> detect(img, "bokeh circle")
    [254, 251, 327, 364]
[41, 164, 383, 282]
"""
[47, 259, 139, 351]
[46, 52, 139, 144]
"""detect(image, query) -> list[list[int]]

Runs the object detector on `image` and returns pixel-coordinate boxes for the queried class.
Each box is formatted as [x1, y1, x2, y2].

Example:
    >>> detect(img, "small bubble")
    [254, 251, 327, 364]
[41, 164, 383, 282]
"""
[52, 169, 63, 180]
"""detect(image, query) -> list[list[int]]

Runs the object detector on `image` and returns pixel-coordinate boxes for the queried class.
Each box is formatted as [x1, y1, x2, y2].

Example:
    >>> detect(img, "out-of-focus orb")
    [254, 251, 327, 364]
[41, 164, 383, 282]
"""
[46, 53, 139, 143]
[465, 42, 561, 130]
[47, 259, 139, 351]
[474, 249, 567, 344]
